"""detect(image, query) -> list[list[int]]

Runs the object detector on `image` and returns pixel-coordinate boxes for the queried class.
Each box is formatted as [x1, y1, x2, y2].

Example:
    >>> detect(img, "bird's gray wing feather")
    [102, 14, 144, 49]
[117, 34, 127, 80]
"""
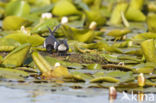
[47, 27, 56, 41]
[52, 24, 61, 34]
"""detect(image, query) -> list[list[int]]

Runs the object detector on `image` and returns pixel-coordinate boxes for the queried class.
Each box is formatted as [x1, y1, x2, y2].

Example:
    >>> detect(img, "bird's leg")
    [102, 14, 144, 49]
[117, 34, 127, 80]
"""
[58, 51, 68, 56]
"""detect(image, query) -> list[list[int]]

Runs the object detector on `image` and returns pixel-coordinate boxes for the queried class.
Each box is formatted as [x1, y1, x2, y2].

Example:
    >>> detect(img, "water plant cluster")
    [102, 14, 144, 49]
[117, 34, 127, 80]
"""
[0, 0, 156, 101]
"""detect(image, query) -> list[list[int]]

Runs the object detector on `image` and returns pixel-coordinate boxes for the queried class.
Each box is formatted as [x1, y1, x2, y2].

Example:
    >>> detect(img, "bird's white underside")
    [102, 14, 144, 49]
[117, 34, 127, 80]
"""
[54, 42, 57, 49]
[43, 41, 46, 48]
[58, 44, 67, 51]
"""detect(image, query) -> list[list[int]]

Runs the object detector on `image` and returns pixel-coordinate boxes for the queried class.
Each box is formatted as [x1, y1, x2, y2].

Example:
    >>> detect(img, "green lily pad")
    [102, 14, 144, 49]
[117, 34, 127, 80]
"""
[136, 67, 154, 74]
[109, 2, 128, 25]
[102, 64, 133, 71]
[2, 43, 31, 67]
[129, 0, 144, 10]
[90, 40, 122, 52]
[117, 55, 142, 62]
[125, 0, 145, 22]
[0, 56, 2, 63]
[106, 71, 134, 82]
[32, 18, 59, 33]
[85, 10, 106, 26]
[112, 40, 132, 48]
[27, 35, 45, 47]
[133, 62, 155, 73]
[52, 0, 80, 16]
[5, 33, 45, 47]
[100, 82, 118, 88]
[107, 29, 131, 37]
[45, 56, 83, 69]
[93, 72, 105, 78]
[2, 16, 28, 30]
[141, 39, 156, 63]
[5, 0, 30, 17]
[147, 13, 156, 33]
[32, 51, 52, 73]
[125, 8, 146, 22]
[133, 32, 156, 40]
[90, 76, 120, 83]
[71, 71, 93, 81]
[87, 63, 102, 70]
[0, 46, 15, 52]
[31, 4, 54, 14]
[0, 67, 29, 80]
[62, 25, 95, 43]
[0, 38, 20, 46]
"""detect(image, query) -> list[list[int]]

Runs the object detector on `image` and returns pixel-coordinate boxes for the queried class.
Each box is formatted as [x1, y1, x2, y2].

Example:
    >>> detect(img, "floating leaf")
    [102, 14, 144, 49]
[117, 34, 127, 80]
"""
[85, 10, 106, 26]
[47, 66, 70, 78]
[0, 38, 20, 46]
[82, 0, 94, 5]
[123, 47, 143, 56]
[102, 64, 133, 71]
[73, 0, 89, 11]
[2, 43, 31, 67]
[5, 0, 30, 17]
[87, 63, 102, 70]
[28, 0, 51, 6]
[147, 13, 156, 33]
[109, 2, 128, 25]
[27, 35, 45, 47]
[107, 29, 131, 37]
[129, 0, 144, 10]
[136, 67, 154, 74]
[133, 62, 155, 73]
[62, 25, 95, 43]
[0, 46, 15, 52]
[148, 3, 156, 12]
[31, 4, 54, 14]
[5, 33, 45, 47]
[145, 80, 156, 87]
[91, 40, 122, 53]
[125, 0, 145, 22]
[125, 8, 146, 22]
[68, 71, 93, 82]
[2, 16, 28, 30]
[52, 0, 80, 16]
[133, 32, 156, 40]
[32, 51, 52, 73]
[106, 71, 134, 82]
[5, 33, 27, 44]
[141, 39, 156, 63]
[93, 72, 105, 78]
[45, 56, 83, 69]
[0, 67, 29, 80]
[32, 18, 59, 33]
[90, 76, 119, 83]
[117, 82, 138, 88]
[117, 55, 142, 62]
[0, 56, 2, 63]
[41, 65, 70, 80]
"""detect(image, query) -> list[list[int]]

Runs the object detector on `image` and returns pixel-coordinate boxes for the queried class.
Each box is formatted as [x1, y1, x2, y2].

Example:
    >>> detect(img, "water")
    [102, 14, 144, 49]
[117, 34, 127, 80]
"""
[0, 82, 156, 103]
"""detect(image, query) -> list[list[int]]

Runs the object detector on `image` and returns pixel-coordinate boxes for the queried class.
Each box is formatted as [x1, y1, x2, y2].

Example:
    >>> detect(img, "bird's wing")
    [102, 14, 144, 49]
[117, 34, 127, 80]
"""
[52, 24, 61, 33]
[47, 27, 56, 41]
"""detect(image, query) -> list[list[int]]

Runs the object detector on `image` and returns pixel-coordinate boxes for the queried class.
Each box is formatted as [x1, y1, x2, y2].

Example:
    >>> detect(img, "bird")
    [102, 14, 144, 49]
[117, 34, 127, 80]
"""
[43, 24, 69, 55]
[56, 39, 69, 55]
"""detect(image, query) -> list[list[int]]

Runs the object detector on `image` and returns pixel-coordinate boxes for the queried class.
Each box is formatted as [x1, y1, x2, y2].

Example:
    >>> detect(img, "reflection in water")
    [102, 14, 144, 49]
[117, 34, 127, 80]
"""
[137, 92, 144, 102]
[109, 87, 117, 103]
[0, 85, 156, 103]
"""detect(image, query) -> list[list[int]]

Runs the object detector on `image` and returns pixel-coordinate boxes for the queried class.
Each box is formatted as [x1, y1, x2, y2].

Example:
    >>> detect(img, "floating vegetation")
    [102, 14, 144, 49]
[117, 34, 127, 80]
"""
[0, 0, 156, 102]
